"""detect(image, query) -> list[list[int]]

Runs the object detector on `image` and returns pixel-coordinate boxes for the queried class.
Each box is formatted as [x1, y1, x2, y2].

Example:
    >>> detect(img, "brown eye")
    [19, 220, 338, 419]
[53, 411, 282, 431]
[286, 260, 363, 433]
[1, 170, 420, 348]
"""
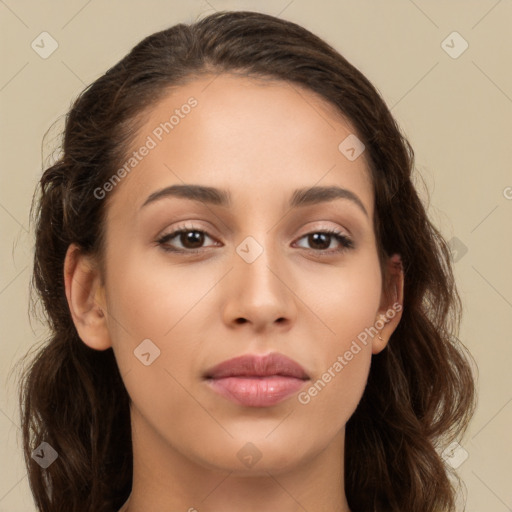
[294, 230, 354, 253]
[157, 227, 218, 253]
[156, 226, 354, 255]
[178, 230, 205, 249]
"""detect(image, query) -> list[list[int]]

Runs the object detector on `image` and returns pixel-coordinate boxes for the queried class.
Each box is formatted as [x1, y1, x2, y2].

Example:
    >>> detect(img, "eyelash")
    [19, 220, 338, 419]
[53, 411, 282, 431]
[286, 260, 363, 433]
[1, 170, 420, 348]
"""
[156, 224, 355, 256]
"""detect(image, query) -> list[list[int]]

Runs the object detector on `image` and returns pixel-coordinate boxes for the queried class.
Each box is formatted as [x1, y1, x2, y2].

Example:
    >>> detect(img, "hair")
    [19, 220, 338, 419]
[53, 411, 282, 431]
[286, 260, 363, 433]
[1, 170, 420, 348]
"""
[15, 10, 476, 512]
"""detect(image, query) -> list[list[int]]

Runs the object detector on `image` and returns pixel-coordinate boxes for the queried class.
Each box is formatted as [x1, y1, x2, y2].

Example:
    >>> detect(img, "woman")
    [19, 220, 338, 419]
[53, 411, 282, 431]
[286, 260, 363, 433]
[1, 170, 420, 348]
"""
[18, 10, 476, 512]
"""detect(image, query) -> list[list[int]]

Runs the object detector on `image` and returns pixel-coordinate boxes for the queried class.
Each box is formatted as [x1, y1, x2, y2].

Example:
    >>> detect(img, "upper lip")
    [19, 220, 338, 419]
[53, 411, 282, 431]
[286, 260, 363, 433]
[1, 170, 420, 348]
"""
[204, 352, 310, 380]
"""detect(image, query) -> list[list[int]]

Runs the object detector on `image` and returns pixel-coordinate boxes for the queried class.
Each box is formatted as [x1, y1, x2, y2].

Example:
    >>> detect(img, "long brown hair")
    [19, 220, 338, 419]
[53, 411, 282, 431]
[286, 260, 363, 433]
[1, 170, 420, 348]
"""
[15, 10, 476, 512]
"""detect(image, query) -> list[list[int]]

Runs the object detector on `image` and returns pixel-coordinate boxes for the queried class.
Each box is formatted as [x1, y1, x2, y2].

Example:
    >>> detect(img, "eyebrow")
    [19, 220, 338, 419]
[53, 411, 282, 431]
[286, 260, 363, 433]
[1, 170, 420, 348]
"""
[140, 184, 368, 217]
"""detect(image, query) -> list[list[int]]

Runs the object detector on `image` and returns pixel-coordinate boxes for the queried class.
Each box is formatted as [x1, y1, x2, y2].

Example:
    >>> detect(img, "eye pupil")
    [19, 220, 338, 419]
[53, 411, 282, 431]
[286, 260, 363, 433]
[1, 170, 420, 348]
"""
[182, 231, 204, 248]
[309, 233, 330, 250]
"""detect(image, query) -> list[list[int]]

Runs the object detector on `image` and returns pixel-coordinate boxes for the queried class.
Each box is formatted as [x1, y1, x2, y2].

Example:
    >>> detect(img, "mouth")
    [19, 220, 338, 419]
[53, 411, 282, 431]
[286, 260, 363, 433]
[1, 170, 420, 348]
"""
[203, 352, 310, 407]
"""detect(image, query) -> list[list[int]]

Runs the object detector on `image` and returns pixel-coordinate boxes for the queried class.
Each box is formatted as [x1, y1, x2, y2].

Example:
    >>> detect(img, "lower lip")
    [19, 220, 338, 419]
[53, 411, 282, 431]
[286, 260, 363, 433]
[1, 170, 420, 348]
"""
[207, 376, 307, 407]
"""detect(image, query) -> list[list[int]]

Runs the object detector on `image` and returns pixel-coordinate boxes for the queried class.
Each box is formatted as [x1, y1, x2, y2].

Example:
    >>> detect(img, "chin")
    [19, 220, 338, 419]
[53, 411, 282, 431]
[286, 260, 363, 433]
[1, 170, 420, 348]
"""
[189, 434, 318, 476]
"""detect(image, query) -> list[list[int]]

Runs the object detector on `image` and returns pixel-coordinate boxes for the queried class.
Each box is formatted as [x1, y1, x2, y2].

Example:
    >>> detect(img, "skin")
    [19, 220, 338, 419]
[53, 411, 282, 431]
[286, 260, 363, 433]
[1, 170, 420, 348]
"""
[64, 73, 404, 512]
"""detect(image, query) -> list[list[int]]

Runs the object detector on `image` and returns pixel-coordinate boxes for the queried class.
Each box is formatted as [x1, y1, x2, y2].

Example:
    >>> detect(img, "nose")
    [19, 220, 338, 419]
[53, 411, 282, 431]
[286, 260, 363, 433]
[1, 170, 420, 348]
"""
[221, 241, 297, 334]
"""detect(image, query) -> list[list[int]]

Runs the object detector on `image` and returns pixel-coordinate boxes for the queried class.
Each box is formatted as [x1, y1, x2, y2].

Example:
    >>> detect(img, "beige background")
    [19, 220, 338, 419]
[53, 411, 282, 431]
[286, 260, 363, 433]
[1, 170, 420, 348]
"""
[1, 1, 511, 510]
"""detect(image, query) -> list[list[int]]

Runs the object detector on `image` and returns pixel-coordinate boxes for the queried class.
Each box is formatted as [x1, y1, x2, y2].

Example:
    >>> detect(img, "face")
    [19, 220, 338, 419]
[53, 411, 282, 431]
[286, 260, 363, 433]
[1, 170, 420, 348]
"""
[80, 73, 399, 477]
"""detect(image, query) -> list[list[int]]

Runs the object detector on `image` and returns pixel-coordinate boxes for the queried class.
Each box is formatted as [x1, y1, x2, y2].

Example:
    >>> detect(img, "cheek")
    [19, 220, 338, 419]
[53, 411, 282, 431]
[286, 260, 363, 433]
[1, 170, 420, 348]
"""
[300, 355, 371, 421]
[297, 331, 373, 447]
[296, 255, 381, 425]
[104, 246, 211, 339]
[309, 252, 382, 345]
[104, 247, 231, 404]
[103, 252, 210, 439]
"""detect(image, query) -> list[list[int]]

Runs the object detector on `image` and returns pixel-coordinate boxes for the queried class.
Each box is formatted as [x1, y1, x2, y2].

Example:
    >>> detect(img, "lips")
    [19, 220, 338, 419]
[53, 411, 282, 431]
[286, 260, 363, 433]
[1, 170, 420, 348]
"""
[204, 352, 309, 379]
[204, 352, 309, 407]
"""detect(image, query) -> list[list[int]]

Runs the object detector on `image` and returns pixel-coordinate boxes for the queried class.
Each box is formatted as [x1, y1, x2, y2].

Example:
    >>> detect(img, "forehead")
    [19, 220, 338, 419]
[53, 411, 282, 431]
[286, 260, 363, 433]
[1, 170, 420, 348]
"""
[106, 73, 374, 221]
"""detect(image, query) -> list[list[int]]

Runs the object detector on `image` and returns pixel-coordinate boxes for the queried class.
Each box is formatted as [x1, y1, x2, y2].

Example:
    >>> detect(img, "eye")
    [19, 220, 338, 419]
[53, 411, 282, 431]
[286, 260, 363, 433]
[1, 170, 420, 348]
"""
[156, 225, 355, 255]
[294, 229, 354, 255]
[156, 224, 219, 253]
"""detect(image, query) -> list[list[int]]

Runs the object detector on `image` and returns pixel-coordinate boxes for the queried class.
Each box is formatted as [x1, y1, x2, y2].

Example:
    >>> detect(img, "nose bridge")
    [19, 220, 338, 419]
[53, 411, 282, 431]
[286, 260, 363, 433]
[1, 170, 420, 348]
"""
[235, 231, 285, 300]
[224, 229, 295, 329]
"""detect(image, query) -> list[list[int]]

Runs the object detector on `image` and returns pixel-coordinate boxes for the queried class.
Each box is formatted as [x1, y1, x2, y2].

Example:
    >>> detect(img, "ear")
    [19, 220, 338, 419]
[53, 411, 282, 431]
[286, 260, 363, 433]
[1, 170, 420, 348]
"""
[63, 243, 112, 351]
[372, 253, 404, 354]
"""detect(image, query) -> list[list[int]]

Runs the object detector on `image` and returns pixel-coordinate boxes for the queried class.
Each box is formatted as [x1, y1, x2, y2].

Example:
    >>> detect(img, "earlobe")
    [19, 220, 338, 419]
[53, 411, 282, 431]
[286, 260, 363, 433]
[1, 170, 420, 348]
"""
[63, 243, 112, 351]
[373, 253, 404, 354]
